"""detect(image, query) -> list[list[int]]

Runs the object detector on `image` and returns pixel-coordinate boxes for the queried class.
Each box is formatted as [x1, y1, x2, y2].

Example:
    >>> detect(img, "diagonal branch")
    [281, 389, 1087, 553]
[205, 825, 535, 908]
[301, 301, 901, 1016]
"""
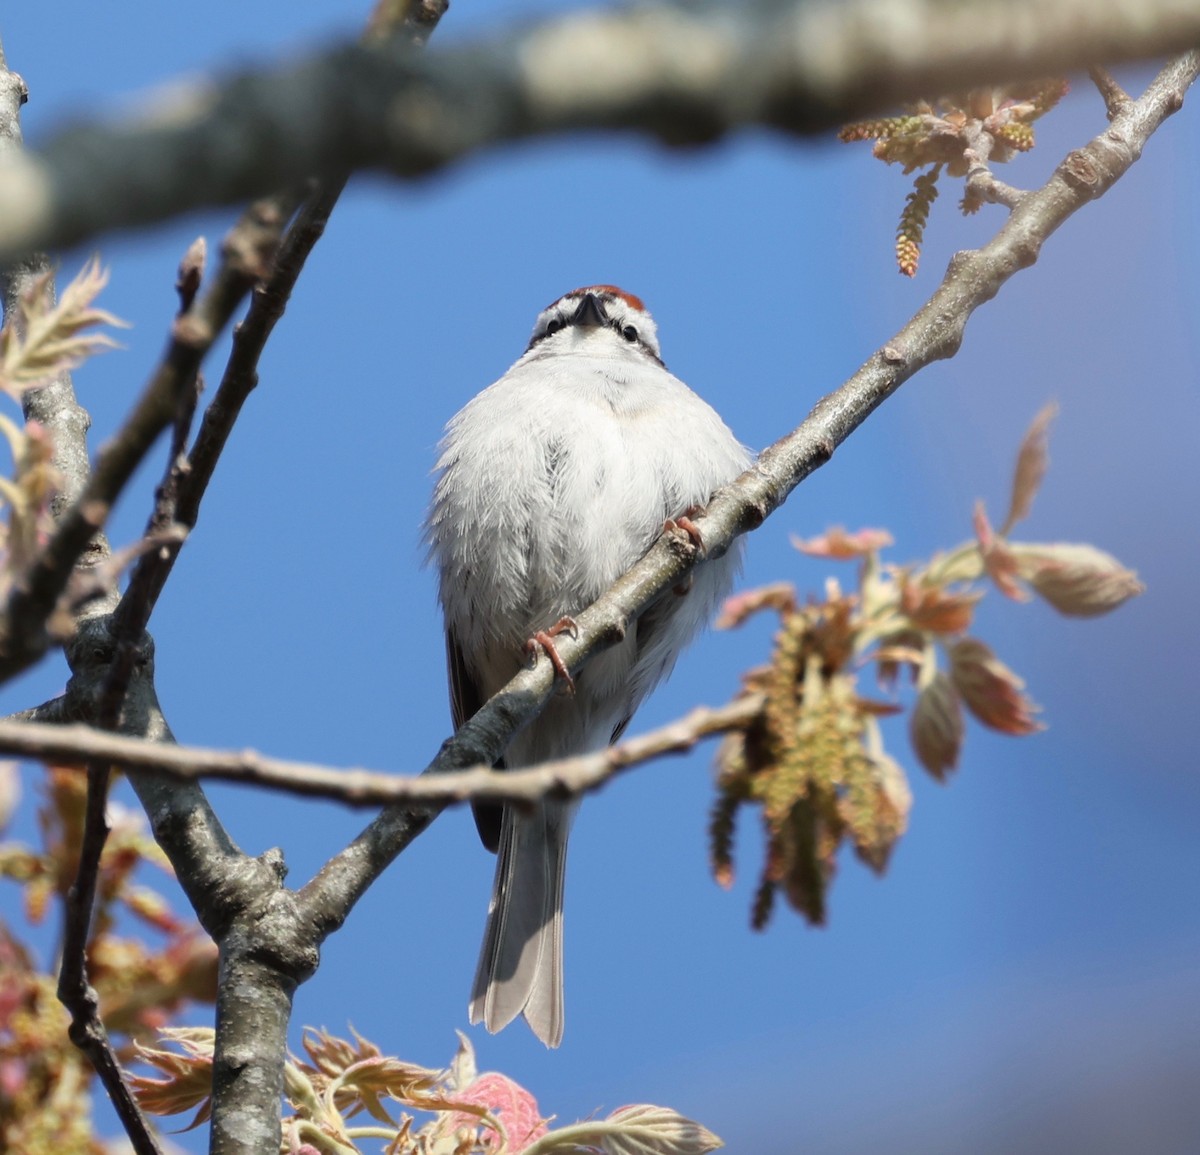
[121, 1, 449, 623]
[0, 0, 1198, 263]
[297, 50, 1200, 934]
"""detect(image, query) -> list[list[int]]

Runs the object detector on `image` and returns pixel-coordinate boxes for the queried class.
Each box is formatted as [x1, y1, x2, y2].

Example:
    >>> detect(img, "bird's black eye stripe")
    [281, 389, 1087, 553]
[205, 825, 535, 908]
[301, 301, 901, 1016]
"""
[526, 314, 568, 351]
[607, 317, 639, 342]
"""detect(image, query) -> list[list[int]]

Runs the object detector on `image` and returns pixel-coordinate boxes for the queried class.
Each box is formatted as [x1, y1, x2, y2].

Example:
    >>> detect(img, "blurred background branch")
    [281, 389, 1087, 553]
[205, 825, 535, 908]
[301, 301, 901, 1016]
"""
[0, 0, 1198, 260]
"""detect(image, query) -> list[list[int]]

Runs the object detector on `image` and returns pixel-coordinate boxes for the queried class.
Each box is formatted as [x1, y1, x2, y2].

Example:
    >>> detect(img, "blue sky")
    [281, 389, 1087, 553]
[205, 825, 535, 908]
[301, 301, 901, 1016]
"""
[1, 4, 1198, 1153]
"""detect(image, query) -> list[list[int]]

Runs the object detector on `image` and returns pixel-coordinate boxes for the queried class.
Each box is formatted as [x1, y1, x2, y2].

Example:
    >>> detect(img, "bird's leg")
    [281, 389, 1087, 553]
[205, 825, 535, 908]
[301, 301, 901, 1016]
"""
[665, 505, 706, 594]
[523, 616, 579, 694]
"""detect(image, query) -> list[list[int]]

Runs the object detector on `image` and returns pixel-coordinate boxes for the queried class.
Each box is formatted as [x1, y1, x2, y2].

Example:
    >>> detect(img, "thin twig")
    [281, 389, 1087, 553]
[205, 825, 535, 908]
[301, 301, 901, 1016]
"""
[54, 250, 209, 1149]
[55, 757, 163, 1155]
[1090, 65, 1133, 118]
[0, 696, 764, 807]
[175, 180, 346, 548]
[961, 125, 1025, 210]
[963, 142, 1027, 210]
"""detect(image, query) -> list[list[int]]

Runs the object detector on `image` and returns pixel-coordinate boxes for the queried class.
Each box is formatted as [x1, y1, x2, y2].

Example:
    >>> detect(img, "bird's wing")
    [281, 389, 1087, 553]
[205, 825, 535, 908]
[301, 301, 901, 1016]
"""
[446, 627, 505, 852]
[446, 625, 481, 733]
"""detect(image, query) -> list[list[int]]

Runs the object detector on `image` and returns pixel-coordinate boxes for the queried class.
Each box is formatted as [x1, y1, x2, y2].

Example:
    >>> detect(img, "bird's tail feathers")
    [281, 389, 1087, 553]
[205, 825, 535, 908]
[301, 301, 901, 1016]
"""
[469, 802, 570, 1048]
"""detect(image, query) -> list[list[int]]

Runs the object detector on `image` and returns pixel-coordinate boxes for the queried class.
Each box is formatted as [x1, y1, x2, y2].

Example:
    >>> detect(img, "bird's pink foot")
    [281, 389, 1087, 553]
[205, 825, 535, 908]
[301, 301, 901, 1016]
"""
[523, 615, 579, 694]
[665, 506, 706, 595]
[664, 505, 706, 552]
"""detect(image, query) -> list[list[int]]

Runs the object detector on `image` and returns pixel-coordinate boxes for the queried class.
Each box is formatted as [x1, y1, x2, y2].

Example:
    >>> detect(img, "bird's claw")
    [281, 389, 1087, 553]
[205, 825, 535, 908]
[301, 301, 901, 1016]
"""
[664, 507, 706, 553]
[524, 616, 579, 694]
[665, 507, 705, 594]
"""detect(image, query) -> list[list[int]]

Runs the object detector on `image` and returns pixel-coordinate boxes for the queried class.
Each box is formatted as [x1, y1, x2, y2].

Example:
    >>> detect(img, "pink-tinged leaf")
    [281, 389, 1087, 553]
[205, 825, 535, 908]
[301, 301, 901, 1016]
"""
[899, 579, 982, 634]
[443, 1071, 547, 1153]
[1011, 543, 1145, 617]
[792, 526, 894, 560]
[974, 502, 1028, 602]
[873, 631, 926, 691]
[0, 256, 128, 395]
[949, 638, 1043, 736]
[1001, 402, 1058, 534]
[129, 1028, 216, 1125]
[910, 672, 964, 780]
[715, 583, 796, 629]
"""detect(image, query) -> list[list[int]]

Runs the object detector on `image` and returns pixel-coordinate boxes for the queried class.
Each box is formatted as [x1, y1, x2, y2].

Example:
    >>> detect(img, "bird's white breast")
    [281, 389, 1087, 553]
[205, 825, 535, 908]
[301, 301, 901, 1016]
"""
[427, 347, 750, 761]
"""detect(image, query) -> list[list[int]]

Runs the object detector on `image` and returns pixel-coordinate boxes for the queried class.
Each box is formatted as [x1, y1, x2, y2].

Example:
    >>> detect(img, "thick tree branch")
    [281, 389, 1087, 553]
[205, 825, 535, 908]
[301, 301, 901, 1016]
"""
[0, 0, 1197, 263]
[298, 49, 1200, 936]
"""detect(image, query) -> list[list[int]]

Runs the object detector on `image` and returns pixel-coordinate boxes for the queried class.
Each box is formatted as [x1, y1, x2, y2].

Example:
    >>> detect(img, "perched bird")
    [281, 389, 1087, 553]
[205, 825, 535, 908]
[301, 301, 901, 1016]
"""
[425, 286, 751, 1046]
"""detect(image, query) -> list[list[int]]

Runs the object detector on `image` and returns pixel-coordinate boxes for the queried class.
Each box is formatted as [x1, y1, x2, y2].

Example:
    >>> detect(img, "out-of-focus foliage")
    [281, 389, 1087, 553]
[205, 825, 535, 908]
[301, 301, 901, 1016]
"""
[0, 763, 218, 1154]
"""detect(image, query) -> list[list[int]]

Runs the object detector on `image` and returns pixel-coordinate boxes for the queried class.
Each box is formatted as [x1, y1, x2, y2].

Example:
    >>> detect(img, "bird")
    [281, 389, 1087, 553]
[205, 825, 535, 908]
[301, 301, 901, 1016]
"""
[425, 285, 751, 1047]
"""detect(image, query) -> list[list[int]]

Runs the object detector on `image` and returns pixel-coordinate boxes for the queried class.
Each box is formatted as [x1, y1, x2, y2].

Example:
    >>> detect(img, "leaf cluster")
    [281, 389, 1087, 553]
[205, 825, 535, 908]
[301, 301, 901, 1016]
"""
[130, 1028, 723, 1155]
[2, 765, 724, 1154]
[839, 81, 1069, 274]
[709, 405, 1142, 928]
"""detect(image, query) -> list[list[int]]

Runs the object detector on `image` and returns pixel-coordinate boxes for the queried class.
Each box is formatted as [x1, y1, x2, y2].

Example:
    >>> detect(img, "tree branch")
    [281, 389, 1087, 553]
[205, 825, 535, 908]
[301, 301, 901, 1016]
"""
[4, 7, 455, 1155]
[0, 696, 764, 807]
[297, 49, 1200, 937]
[0, 0, 1197, 263]
[0, 36, 165, 1155]
[0, 36, 169, 1152]
[0, 199, 285, 683]
[120, 1, 450, 625]
[1090, 65, 1134, 118]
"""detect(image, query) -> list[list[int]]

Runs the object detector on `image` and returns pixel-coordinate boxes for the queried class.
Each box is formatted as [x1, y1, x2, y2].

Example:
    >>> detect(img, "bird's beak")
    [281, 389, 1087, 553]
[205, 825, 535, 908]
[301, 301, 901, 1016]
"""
[571, 292, 608, 328]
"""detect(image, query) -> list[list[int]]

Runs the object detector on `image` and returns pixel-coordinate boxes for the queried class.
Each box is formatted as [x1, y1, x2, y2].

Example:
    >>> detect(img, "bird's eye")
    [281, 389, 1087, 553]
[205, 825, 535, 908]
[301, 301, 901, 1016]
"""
[621, 325, 638, 343]
[545, 318, 564, 336]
